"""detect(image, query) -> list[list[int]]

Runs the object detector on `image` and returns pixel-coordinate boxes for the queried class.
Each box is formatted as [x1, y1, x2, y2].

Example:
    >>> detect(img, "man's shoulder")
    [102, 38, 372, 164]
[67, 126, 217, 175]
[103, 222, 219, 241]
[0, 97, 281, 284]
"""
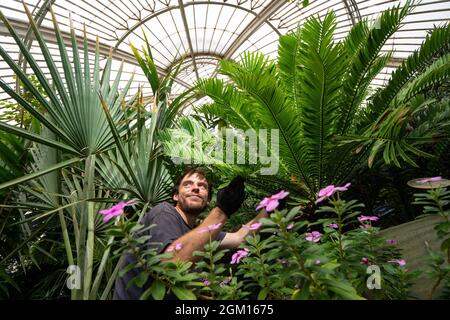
[141, 201, 179, 224]
[151, 201, 177, 214]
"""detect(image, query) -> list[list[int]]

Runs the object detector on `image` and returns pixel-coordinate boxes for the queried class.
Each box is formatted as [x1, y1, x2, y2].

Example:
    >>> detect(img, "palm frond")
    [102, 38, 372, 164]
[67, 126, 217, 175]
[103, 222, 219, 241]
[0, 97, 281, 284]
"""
[0, 4, 132, 156]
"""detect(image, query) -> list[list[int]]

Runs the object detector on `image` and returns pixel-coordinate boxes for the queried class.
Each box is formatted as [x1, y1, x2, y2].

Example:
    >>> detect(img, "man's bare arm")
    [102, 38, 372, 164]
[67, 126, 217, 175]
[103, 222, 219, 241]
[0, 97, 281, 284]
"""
[219, 210, 269, 249]
[164, 207, 228, 262]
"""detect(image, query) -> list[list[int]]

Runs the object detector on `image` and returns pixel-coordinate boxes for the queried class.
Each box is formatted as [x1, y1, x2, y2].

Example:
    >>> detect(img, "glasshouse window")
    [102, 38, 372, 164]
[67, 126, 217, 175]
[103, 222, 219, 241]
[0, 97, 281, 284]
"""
[0, 0, 449, 302]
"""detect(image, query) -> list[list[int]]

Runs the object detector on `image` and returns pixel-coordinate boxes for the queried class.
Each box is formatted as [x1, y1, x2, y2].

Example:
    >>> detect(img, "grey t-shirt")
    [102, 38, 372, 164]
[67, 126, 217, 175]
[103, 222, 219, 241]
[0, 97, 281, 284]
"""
[113, 201, 226, 300]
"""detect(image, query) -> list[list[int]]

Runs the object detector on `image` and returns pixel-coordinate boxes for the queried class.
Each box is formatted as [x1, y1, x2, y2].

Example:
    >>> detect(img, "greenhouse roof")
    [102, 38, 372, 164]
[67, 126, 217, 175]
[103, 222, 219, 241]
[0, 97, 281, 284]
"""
[1, 0, 449, 102]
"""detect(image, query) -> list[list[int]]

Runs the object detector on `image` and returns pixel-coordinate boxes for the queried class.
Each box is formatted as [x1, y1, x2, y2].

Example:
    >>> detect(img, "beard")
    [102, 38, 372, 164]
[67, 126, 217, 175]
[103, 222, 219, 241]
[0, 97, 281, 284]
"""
[177, 196, 208, 216]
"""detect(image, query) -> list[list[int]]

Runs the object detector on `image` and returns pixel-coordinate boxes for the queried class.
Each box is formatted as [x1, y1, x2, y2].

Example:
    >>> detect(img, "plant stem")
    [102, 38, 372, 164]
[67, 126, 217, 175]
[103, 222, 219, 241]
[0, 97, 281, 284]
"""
[100, 257, 121, 300]
[428, 273, 445, 300]
[90, 235, 115, 299]
[83, 154, 96, 299]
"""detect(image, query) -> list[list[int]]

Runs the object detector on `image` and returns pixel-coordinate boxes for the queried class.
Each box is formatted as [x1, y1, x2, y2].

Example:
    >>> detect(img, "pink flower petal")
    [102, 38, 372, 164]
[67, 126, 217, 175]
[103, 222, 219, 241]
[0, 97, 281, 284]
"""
[99, 200, 137, 223]
[389, 259, 406, 267]
[318, 185, 336, 197]
[198, 223, 222, 233]
[315, 196, 327, 204]
[272, 190, 289, 200]
[316, 183, 351, 203]
[358, 215, 379, 222]
[306, 231, 322, 242]
[244, 222, 262, 230]
[256, 191, 289, 211]
[265, 199, 279, 212]
[256, 197, 270, 211]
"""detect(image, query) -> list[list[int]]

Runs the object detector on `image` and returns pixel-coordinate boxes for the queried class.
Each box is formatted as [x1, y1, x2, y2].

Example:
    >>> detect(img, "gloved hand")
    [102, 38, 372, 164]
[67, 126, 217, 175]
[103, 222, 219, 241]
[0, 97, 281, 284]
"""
[216, 176, 245, 216]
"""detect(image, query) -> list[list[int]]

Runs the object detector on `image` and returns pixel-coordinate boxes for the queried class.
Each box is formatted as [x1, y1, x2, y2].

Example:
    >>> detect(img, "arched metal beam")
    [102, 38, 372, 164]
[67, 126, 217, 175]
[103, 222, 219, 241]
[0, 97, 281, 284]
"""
[113, 1, 281, 50]
[222, 0, 284, 60]
[177, 0, 199, 81]
[167, 52, 224, 73]
[112, 1, 282, 88]
[0, 17, 192, 89]
[342, 0, 361, 25]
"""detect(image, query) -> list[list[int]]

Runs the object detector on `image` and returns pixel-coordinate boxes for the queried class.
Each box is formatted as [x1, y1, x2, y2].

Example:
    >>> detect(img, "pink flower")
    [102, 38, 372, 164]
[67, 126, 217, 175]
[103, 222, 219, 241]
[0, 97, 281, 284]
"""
[315, 260, 321, 265]
[202, 278, 211, 286]
[328, 223, 338, 229]
[256, 190, 289, 212]
[305, 231, 322, 243]
[231, 248, 250, 264]
[243, 222, 262, 230]
[417, 176, 442, 183]
[287, 223, 294, 230]
[360, 257, 369, 265]
[386, 239, 398, 245]
[198, 223, 222, 233]
[358, 215, 379, 222]
[315, 183, 351, 204]
[389, 259, 406, 267]
[99, 199, 137, 222]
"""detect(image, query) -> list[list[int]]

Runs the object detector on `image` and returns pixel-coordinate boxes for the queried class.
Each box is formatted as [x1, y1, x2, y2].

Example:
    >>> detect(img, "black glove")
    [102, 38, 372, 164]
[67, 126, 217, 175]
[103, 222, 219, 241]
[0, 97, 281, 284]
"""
[216, 176, 245, 216]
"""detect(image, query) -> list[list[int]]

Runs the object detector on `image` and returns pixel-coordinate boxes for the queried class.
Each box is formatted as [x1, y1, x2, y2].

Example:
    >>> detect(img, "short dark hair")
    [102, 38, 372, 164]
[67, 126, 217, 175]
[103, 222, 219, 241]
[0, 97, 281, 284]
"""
[172, 167, 213, 202]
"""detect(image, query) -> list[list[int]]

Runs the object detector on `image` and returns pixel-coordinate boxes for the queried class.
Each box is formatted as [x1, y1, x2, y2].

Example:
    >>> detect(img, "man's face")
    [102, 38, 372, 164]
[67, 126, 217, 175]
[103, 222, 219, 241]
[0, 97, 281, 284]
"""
[173, 173, 209, 215]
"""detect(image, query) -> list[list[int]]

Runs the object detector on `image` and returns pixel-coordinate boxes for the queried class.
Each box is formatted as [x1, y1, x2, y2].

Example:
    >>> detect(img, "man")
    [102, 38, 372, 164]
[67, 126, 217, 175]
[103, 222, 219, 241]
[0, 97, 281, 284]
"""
[113, 168, 267, 300]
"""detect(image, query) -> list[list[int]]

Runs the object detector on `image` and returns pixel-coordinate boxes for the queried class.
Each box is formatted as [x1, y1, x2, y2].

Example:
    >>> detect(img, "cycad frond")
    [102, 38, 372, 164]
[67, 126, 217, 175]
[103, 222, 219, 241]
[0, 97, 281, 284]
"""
[278, 29, 302, 111]
[391, 53, 450, 107]
[196, 78, 264, 129]
[219, 53, 314, 194]
[337, 0, 416, 135]
[297, 11, 345, 187]
[369, 24, 450, 116]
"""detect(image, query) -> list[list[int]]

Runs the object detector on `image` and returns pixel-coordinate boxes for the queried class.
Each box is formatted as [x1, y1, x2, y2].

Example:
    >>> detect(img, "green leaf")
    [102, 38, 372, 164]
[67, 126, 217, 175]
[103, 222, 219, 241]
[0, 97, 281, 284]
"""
[296, 281, 311, 300]
[129, 272, 149, 289]
[0, 121, 78, 154]
[0, 156, 83, 190]
[440, 238, 450, 252]
[257, 287, 269, 300]
[324, 278, 365, 300]
[170, 286, 197, 300]
[141, 279, 166, 300]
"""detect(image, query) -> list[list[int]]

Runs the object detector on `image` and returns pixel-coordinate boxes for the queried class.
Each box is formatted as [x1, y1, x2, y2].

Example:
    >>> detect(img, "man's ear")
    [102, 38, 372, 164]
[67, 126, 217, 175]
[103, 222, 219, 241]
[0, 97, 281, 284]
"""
[173, 193, 179, 202]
